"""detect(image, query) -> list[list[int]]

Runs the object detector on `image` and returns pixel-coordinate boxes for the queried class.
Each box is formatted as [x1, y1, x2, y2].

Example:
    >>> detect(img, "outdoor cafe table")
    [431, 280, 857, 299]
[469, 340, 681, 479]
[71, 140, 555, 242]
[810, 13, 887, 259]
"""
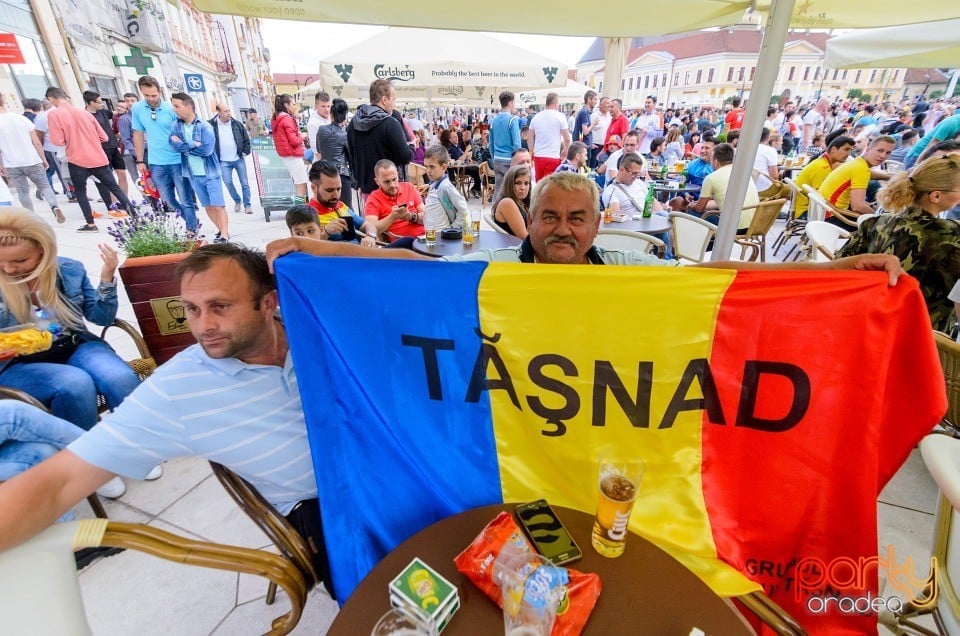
[652, 182, 701, 203]
[411, 230, 521, 258]
[328, 504, 753, 635]
[599, 214, 671, 235]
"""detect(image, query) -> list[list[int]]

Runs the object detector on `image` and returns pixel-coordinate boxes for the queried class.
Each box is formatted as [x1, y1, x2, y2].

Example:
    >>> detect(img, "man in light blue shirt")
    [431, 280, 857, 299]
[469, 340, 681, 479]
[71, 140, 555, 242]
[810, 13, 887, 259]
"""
[489, 90, 521, 200]
[130, 75, 198, 234]
[0, 244, 335, 597]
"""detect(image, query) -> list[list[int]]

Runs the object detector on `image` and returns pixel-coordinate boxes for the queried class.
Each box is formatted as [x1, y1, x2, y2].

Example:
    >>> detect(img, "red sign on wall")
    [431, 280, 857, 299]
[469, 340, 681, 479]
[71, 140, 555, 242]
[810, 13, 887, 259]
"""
[0, 33, 25, 64]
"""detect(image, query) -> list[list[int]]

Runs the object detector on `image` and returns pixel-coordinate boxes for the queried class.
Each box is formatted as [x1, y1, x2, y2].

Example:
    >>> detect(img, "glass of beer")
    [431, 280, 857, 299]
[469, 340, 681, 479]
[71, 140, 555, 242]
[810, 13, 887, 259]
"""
[591, 454, 645, 558]
[371, 606, 436, 636]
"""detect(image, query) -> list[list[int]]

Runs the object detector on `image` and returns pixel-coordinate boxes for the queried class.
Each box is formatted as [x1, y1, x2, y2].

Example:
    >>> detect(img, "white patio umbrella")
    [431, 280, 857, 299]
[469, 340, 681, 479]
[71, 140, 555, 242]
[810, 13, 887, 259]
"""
[825, 19, 960, 69]
[516, 79, 593, 108]
[316, 27, 566, 106]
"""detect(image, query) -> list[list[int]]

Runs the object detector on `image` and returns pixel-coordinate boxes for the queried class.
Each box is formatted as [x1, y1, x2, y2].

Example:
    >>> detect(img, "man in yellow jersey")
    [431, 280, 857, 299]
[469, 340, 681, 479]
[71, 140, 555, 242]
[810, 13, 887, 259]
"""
[818, 135, 894, 226]
[793, 135, 854, 219]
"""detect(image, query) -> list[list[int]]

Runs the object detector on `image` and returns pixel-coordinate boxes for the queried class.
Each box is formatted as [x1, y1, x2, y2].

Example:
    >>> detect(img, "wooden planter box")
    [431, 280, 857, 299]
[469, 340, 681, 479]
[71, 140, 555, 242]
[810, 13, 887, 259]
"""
[118, 252, 194, 365]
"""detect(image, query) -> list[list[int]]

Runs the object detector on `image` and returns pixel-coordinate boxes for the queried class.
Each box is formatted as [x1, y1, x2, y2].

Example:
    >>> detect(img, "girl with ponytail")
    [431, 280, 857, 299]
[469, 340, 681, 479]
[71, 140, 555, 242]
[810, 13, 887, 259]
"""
[838, 154, 960, 332]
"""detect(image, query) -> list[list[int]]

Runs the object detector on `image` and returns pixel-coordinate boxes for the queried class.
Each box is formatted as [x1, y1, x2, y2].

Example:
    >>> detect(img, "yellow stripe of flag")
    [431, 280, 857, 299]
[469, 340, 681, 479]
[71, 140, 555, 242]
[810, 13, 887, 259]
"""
[478, 263, 758, 595]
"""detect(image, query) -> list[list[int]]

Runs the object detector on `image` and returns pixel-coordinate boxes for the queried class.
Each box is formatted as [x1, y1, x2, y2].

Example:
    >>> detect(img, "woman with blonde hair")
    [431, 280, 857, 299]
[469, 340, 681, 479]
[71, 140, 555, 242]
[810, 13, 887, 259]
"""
[0, 209, 142, 431]
[491, 165, 532, 238]
[837, 154, 960, 332]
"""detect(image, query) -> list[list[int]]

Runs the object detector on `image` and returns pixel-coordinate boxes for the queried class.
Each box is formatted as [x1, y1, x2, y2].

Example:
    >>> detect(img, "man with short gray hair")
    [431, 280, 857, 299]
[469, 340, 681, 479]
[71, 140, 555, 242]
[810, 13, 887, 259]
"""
[209, 102, 253, 215]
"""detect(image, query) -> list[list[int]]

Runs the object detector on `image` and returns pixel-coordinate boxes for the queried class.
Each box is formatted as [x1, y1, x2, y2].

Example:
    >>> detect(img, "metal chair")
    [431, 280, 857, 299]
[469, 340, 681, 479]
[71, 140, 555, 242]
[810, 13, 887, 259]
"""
[0, 519, 307, 636]
[595, 229, 666, 257]
[733, 198, 787, 262]
[668, 211, 717, 264]
[804, 220, 850, 262]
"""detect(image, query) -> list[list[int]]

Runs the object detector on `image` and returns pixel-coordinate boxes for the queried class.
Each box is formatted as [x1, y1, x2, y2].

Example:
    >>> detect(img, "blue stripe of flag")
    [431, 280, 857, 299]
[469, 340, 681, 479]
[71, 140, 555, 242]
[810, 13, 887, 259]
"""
[276, 254, 502, 601]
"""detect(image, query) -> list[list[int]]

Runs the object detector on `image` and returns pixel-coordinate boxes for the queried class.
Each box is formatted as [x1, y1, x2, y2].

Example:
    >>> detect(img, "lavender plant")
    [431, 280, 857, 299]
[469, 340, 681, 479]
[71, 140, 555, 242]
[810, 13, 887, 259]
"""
[107, 207, 199, 258]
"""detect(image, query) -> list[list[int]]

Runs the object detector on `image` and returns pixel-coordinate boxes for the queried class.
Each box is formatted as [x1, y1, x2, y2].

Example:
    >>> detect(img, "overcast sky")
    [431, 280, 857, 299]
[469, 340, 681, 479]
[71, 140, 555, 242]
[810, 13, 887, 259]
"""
[259, 21, 595, 76]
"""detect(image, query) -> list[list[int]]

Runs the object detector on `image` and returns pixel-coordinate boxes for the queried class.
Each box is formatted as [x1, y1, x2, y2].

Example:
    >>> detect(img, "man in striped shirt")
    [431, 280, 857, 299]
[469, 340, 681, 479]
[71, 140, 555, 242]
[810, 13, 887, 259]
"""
[0, 244, 333, 595]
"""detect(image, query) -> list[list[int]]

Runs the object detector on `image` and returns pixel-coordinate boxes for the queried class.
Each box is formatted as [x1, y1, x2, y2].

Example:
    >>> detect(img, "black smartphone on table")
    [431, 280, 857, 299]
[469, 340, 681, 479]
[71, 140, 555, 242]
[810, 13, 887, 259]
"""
[515, 499, 582, 566]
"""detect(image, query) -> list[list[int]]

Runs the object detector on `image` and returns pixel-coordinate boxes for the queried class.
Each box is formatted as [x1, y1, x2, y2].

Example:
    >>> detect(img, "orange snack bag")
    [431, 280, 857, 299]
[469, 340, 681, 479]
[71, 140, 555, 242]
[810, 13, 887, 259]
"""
[453, 512, 601, 636]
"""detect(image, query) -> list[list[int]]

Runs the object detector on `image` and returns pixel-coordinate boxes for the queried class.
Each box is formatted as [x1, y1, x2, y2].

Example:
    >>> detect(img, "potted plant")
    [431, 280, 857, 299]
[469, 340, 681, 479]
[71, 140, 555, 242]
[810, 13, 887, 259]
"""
[110, 208, 202, 364]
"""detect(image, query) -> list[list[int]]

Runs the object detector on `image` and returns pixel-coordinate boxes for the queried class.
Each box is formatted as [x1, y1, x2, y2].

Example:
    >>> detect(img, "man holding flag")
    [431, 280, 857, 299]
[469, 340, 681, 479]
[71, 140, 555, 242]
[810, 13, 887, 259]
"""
[267, 172, 902, 280]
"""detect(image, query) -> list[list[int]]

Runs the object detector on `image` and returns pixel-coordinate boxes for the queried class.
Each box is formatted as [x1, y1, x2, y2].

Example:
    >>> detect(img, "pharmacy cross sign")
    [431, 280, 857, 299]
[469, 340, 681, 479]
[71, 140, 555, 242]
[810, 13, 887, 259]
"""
[112, 47, 154, 75]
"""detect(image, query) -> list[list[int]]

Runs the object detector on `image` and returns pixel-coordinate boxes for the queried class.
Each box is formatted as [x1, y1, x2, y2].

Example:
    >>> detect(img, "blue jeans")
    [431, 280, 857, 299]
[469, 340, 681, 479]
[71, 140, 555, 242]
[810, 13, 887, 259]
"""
[0, 340, 141, 431]
[221, 158, 251, 206]
[151, 162, 198, 232]
[0, 401, 83, 480]
[0, 401, 83, 522]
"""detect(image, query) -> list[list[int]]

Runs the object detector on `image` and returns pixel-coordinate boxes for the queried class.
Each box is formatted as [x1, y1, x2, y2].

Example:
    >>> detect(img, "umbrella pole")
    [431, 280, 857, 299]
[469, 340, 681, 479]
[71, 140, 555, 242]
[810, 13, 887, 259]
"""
[711, 0, 796, 261]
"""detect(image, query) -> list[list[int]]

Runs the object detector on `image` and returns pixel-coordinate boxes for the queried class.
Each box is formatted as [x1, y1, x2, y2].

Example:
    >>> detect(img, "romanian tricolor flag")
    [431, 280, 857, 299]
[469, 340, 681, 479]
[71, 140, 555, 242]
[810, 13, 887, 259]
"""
[276, 254, 945, 634]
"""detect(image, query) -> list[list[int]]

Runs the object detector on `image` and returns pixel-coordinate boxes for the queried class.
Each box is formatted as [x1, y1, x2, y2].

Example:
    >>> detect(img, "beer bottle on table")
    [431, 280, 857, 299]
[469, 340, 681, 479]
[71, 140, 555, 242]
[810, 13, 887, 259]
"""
[642, 184, 655, 218]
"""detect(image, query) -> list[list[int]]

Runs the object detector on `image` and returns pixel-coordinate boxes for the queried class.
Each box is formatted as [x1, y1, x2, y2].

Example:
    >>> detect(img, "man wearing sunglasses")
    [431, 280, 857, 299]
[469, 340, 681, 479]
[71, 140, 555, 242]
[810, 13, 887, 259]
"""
[130, 75, 199, 237]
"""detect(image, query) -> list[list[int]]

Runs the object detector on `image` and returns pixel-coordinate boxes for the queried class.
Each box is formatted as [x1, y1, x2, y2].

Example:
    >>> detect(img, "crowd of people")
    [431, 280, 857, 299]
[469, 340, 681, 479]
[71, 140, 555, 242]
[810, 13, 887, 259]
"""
[0, 73, 956, 611]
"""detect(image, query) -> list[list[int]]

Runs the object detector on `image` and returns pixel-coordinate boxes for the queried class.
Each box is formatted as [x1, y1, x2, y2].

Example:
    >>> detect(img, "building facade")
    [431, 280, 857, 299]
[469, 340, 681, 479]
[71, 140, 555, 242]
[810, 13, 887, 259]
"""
[0, 0, 270, 119]
[576, 30, 917, 109]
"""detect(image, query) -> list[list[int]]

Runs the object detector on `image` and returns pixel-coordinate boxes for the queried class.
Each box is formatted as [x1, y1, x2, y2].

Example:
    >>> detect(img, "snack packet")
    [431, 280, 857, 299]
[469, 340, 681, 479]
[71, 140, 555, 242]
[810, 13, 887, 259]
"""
[454, 512, 601, 636]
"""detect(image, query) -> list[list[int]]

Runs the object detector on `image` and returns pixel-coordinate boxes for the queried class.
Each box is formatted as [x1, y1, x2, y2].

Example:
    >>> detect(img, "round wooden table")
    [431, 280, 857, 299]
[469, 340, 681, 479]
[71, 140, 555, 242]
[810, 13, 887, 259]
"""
[412, 231, 521, 258]
[329, 504, 752, 635]
[599, 215, 671, 235]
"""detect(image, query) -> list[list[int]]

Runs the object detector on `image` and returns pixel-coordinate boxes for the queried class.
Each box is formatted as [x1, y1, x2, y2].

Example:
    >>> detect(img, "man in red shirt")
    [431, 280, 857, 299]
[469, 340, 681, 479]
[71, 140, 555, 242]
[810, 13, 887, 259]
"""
[604, 99, 629, 147]
[45, 87, 135, 232]
[363, 159, 425, 238]
[724, 96, 746, 131]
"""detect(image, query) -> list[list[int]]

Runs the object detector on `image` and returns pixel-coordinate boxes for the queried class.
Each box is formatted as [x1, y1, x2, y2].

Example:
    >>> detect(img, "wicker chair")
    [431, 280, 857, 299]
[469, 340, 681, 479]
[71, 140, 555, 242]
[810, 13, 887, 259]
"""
[733, 198, 787, 262]
[935, 331, 960, 437]
[209, 462, 319, 606]
[771, 177, 806, 257]
[0, 519, 307, 636]
[406, 163, 429, 199]
[478, 162, 496, 209]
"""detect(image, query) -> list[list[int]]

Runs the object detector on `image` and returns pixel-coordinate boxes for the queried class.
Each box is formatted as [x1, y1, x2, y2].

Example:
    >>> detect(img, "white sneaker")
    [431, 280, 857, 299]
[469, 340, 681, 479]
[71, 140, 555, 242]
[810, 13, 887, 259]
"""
[144, 464, 163, 480]
[96, 476, 126, 499]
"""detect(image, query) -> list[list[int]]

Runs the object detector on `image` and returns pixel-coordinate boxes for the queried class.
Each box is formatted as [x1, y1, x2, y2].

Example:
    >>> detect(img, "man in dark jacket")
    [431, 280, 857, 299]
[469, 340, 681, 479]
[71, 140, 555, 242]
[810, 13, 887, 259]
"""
[83, 91, 129, 211]
[209, 102, 253, 214]
[346, 80, 413, 199]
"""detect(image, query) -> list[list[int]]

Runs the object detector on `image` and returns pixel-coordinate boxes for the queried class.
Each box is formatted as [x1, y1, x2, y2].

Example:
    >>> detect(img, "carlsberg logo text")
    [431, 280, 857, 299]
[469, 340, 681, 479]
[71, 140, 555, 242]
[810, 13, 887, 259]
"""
[607, 510, 630, 541]
[374, 64, 415, 81]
